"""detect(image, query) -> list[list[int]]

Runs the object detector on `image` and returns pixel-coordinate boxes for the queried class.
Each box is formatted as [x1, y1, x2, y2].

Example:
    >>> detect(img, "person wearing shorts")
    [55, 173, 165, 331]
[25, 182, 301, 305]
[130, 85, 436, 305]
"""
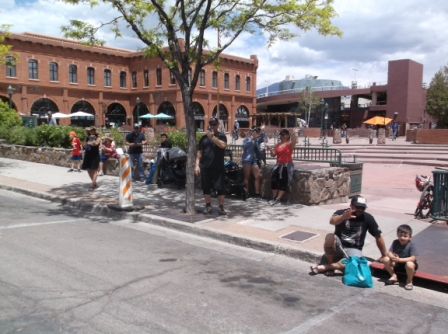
[68, 131, 82, 172]
[195, 117, 227, 215]
[310, 196, 387, 276]
[241, 126, 264, 200]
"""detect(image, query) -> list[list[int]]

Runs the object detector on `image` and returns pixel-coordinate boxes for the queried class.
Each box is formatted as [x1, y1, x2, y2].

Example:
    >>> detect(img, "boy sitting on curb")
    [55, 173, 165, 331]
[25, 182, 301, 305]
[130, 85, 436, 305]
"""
[384, 224, 419, 291]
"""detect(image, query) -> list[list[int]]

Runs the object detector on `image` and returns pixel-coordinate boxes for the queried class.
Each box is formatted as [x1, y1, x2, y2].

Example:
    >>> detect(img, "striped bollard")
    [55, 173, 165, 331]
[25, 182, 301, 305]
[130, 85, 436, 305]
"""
[108, 153, 144, 212]
[119, 154, 133, 208]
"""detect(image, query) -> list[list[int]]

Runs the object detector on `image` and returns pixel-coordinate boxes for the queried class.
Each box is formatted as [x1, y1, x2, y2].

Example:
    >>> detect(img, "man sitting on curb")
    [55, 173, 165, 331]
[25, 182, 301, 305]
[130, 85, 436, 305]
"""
[310, 196, 387, 276]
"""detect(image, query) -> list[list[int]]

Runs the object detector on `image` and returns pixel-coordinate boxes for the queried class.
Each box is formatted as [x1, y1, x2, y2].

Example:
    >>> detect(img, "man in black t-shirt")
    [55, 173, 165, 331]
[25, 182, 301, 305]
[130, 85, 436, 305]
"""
[310, 196, 387, 276]
[125, 124, 148, 181]
[195, 117, 228, 215]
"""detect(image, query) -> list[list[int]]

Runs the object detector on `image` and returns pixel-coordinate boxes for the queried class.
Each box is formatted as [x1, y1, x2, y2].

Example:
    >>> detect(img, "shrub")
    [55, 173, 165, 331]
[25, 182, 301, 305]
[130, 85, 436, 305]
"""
[108, 127, 125, 147]
[35, 124, 88, 148]
[0, 101, 22, 129]
[8, 126, 27, 145]
[0, 126, 10, 141]
[159, 129, 202, 152]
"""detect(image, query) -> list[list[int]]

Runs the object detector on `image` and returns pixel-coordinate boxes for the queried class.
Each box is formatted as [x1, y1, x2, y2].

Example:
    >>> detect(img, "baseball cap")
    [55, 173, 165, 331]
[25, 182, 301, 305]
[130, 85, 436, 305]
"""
[69, 131, 76, 136]
[209, 117, 219, 124]
[47, 111, 52, 115]
[133, 124, 140, 129]
[279, 129, 290, 135]
[351, 196, 367, 208]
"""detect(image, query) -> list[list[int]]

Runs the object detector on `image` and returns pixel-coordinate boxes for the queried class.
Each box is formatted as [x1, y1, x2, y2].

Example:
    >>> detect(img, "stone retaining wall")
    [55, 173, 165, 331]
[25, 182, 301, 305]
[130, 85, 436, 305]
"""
[0, 143, 350, 205]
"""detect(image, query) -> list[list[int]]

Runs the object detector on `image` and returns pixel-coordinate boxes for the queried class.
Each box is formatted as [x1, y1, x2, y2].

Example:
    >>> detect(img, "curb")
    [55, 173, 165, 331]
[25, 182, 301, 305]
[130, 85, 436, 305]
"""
[0, 183, 322, 264]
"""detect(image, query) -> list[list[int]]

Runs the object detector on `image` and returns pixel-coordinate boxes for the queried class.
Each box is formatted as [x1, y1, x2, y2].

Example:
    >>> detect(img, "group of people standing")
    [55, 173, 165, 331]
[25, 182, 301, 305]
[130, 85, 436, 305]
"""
[195, 117, 299, 215]
[68, 124, 167, 191]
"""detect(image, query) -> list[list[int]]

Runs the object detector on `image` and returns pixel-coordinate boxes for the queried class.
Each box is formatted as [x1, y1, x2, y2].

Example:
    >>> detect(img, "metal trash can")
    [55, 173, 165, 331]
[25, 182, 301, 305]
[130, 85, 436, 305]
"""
[331, 155, 363, 197]
[431, 169, 448, 221]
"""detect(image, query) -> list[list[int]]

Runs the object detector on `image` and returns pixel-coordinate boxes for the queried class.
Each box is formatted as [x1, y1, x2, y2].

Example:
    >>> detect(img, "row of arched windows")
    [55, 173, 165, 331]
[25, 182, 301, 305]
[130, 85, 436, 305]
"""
[5, 57, 251, 92]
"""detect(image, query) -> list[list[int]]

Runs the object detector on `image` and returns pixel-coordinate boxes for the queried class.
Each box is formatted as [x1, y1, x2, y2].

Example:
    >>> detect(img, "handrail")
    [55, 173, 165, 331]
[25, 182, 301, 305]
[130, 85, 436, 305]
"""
[226, 144, 342, 166]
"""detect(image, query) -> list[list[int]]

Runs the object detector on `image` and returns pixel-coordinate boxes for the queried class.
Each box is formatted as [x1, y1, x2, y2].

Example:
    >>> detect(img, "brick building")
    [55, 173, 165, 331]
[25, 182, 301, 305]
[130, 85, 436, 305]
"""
[0, 32, 258, 131]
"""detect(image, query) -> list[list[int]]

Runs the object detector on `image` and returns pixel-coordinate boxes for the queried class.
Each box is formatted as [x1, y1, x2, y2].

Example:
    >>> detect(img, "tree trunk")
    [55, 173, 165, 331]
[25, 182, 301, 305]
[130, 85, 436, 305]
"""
[180, 89, 197, 215]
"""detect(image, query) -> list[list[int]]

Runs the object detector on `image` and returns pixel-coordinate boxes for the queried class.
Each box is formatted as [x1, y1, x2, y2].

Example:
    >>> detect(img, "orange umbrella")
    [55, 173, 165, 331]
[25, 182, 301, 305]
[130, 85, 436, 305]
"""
[363, 116, 394, 125]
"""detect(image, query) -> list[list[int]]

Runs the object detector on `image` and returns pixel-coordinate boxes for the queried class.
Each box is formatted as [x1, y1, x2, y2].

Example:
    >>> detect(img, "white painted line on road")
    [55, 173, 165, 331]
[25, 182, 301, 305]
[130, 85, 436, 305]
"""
[282, 290, 373, 334]
[0, 219, 81, 229]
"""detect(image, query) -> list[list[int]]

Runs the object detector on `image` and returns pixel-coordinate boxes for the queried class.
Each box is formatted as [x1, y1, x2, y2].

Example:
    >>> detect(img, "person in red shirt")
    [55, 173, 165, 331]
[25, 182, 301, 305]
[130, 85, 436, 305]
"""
[266, 129, 297, 205]
[68, 131, 83, 172]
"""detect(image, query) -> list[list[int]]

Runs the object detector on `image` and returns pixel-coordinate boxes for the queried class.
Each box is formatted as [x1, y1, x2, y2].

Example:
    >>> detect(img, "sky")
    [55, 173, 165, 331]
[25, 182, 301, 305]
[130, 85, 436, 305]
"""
[2, 0, 448, 91]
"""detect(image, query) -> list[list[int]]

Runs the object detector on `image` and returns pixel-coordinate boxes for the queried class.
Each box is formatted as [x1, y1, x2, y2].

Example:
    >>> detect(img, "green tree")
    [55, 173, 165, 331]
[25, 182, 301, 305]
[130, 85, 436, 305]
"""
[298, 86, 321, 126]
[0, 15, 19, 67]
[60, 0, 342, 214]
[0, 100, 21, 128]
[426, 66, 448, 128]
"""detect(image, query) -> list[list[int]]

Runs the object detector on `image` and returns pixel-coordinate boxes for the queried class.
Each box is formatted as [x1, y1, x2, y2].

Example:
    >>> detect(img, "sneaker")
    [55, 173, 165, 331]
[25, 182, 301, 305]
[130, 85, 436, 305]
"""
[203, 205, 213, 215]
[267, 198, 276, 205]
[254, 194, 262, 201]
[77, 169, 81, 173]
[98, 171, 104, 176]
[218, 206, 227, 215]
[246, 193, 254, 200]
[270, 198, 281, 206]
[67, 168, 74, 172]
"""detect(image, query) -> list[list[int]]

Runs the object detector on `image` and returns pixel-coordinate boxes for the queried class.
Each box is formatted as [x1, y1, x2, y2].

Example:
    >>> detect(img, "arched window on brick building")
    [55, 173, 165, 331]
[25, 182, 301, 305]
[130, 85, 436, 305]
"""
[69, 65, 77, 83]
[6, 57, 16, 77]
[104, 69, 111, 87]
[49, 62, 58, 81]
[28, 60, 38, 79]
[87, 67, 95, 85]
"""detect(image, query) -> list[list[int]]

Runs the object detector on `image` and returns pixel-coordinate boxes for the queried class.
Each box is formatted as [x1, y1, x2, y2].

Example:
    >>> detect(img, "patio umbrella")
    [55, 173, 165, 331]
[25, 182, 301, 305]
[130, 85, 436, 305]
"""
[139, 113, 155, 119]
[70, 111, 94, 117]
[363, 116, 394, 125]
[153, 112, 173, 119]
[51, 112, 71, 118]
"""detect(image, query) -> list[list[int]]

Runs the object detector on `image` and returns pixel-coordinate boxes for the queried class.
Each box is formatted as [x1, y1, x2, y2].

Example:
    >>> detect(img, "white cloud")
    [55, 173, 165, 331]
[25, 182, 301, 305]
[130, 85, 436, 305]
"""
[2, 0, 448, 90]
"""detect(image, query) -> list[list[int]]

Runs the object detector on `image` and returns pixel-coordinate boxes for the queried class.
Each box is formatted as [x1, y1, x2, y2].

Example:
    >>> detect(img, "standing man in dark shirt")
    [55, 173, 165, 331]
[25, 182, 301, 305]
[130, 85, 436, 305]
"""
[125, 124, 148, 181]
[160, 133, 172, 148]
[195, 117, 228, 215]
[47, 111, 57, 125]
[310, 196, 387, 276]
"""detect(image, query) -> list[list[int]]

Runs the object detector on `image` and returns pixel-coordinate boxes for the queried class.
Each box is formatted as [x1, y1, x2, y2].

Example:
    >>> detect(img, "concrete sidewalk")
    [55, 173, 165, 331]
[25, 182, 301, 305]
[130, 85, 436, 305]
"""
[1, 156, 447, 283]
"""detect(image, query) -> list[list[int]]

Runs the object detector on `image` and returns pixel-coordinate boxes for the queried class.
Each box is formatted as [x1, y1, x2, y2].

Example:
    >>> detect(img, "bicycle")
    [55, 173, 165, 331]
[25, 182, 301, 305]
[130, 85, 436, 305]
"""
[414, 174, 434, 219]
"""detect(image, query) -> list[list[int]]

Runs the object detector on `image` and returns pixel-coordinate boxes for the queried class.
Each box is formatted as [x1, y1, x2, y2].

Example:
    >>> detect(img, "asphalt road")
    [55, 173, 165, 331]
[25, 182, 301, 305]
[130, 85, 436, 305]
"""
[1, 189, 448, 334]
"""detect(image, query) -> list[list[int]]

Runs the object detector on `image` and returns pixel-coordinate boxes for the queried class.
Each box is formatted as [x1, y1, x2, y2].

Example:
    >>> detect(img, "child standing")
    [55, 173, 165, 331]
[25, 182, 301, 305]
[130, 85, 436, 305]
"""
[68, 131, 83, 172]
[384, 224, 419, 290]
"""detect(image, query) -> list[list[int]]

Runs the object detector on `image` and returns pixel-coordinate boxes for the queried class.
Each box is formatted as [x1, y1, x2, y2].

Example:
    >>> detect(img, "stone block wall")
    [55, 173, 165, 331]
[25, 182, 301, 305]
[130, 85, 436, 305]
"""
[0, 143, 151, 177]
[258, 165, 350, 205]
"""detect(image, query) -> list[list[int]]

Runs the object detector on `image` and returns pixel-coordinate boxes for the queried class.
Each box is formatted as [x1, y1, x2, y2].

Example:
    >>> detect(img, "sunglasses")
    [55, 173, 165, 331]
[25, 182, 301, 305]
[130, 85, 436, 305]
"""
[354, 206, 365, 210]
[209, 123, 218, 126]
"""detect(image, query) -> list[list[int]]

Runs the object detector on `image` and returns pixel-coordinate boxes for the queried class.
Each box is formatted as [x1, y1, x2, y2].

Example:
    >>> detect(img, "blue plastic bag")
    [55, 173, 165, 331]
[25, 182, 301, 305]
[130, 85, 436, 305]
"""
[341, 256, 373, 288]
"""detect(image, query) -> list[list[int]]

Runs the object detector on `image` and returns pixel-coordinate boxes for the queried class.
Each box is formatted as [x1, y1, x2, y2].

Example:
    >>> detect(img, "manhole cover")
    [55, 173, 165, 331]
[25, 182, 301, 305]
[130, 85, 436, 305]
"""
[281, 230, 318, 243]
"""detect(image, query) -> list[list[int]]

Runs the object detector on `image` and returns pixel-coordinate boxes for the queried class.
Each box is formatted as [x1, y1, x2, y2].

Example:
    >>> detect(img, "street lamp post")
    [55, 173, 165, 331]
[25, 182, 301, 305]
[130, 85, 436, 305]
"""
[324, 104, 329, 138]
[320, 98, 325, 138]
[7, 85, 14, 109]
[136, 97, 141, 125]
